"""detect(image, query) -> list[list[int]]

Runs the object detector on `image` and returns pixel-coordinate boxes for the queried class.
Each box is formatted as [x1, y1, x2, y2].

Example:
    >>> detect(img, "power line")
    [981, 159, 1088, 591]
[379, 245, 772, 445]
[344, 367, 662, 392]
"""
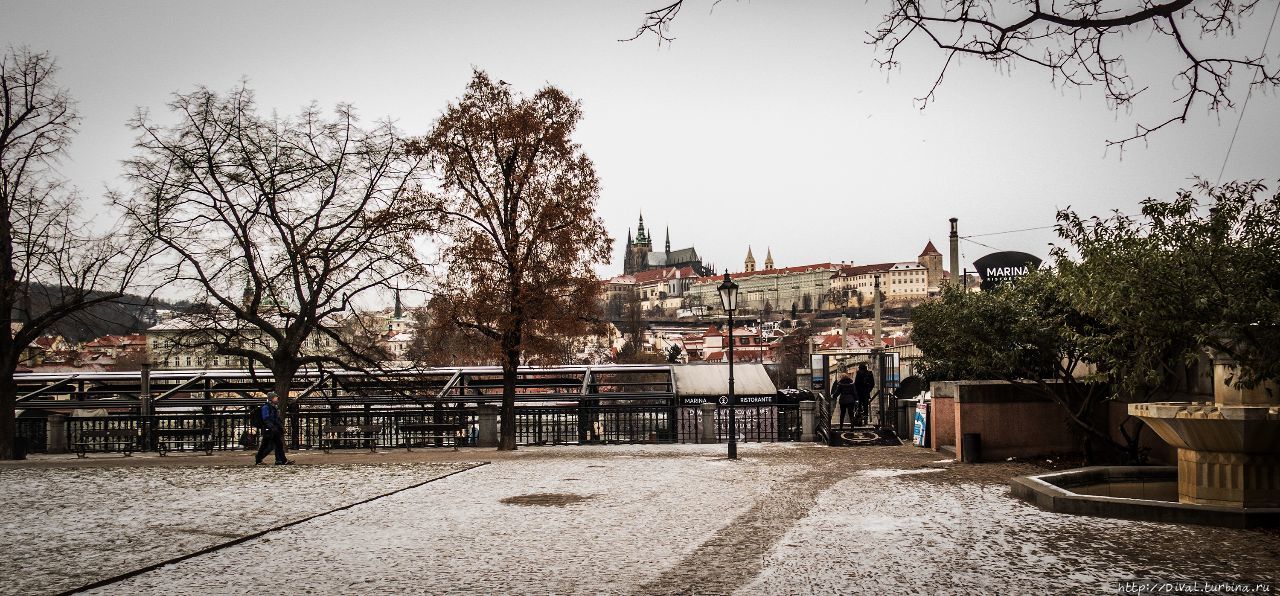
[960, 224, 1057, 239]
[1217, 0, 1280, 185]
[960, 237, 1005, 251]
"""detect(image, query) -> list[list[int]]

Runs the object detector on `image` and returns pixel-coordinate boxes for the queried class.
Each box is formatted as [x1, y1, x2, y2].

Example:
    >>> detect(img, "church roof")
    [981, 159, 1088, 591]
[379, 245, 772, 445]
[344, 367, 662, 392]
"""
[646, 247, 700, 267]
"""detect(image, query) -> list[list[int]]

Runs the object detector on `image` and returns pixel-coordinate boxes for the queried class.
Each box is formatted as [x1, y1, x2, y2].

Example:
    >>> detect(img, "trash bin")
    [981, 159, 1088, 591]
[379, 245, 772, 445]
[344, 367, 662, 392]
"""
[897, 399, 917, 440]
[12, 437, 30, 460]
[961, 432, 982, 463]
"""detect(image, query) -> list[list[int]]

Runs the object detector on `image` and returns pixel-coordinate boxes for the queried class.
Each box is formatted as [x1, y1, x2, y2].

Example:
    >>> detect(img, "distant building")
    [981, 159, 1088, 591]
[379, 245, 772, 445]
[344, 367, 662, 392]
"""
[830, 241, 947, 307]
[632, 265, 702, 312]
[685, 259, 839, 315]
[621, 213, 710, 276]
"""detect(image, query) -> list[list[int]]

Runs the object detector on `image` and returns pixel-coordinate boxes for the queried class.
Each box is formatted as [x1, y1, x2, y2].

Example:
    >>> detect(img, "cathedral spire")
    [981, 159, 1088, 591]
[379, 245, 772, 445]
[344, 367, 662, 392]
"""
[636, 212, 648, 243]
[393, 286, 402, 319]
[745, 246, 756, 272]
[764, 247, 774, 270]
[665, 227, 671, 253]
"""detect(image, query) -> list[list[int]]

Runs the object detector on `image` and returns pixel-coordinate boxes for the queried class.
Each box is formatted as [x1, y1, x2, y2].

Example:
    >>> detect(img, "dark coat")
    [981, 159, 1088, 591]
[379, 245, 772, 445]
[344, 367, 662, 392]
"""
[832, 377, 858, 405]
[854, 369, 875, 400]
[261, 401, 284, 433]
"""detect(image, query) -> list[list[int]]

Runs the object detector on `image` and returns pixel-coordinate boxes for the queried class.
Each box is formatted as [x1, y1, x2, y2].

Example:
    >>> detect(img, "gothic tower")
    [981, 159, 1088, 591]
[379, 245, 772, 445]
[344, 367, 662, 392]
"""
[626, 213, 653, 275]
[919, 240, 944, 289]
[744, 246, 756, 273]
[764, 247, 774, 271]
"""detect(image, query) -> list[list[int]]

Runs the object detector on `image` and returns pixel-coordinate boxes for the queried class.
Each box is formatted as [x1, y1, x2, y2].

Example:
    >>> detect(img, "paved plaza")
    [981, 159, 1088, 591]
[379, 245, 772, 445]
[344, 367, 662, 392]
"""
[3, 443, 1278, 595]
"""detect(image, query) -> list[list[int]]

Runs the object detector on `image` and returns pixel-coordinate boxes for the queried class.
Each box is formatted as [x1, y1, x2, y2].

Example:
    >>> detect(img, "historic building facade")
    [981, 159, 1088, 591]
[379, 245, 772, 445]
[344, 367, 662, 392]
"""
[829, 241, 947, 307]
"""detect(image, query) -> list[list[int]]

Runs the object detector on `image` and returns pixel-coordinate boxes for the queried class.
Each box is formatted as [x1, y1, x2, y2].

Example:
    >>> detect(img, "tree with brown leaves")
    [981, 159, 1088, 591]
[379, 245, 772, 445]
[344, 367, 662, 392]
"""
[416, 70, 612, 451]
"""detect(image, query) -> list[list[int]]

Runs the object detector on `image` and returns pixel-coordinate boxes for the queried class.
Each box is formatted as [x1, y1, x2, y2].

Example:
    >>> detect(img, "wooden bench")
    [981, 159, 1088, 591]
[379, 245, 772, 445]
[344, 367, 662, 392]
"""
[399, 422, 468, 451]
[154, 427, 213, 456]
[319, 424, 383, 453]
[74, 429, 138, 458]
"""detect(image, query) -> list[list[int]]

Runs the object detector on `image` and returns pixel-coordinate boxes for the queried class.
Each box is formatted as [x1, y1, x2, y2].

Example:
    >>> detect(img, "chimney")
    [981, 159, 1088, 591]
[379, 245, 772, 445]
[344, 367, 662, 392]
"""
[948, 217, 960, 284]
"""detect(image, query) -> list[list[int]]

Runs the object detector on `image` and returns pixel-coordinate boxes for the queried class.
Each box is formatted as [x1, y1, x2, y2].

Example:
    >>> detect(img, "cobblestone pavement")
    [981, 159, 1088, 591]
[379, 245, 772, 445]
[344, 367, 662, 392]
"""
[4, 443, 1278, 595]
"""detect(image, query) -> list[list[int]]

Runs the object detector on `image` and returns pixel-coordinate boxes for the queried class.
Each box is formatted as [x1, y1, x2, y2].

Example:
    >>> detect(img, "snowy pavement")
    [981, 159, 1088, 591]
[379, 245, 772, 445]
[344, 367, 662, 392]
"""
[3, 443, 1278, 595]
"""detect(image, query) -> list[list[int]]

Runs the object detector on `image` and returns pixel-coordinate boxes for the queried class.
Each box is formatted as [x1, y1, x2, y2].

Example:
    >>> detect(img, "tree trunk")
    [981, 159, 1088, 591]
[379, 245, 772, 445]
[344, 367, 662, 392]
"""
[273, 366, 297, 452]
[0, 365, 16, 460]
[499, 347, 519, 451]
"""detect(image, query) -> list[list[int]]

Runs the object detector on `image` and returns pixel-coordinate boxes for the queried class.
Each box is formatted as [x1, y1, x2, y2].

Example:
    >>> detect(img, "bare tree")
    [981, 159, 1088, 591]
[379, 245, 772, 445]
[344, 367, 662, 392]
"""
[628, 1, 1280, 147]
[1, 48, 152, 459]
[117, 84, 425, 409]
[415, 70, 612, 451]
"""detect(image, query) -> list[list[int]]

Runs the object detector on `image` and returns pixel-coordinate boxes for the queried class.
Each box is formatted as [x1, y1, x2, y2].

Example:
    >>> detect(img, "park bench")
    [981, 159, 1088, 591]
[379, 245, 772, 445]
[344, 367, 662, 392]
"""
[318, 423, 383, 453]
[154, 427, 214, 456]
[74, 428, 138, 458]
[399, 422, 468, 451]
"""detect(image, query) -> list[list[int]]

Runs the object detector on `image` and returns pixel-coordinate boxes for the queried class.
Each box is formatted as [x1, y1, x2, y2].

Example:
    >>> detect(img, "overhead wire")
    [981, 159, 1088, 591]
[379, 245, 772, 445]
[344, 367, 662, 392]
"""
[1217, 0, 1280, 185]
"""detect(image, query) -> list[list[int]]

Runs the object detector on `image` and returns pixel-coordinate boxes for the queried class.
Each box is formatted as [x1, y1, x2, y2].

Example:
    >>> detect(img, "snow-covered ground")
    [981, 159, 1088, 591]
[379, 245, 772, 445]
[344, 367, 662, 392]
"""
[1, 461, 471, 596]
[3, 443, 1277, 595]
[745, 468, 1280, 593]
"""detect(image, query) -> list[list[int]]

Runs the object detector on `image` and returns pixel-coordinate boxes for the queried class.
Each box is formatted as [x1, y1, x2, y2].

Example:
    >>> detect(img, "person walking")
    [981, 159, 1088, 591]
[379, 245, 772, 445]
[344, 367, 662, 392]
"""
[832, 374, 858, 428]
[254, 392, 294, 465]
[854, 363, 876, 427]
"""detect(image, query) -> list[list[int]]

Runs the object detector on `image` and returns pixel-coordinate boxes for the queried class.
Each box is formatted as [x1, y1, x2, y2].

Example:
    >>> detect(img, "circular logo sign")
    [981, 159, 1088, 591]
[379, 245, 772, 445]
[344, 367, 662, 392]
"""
[718, 396, 728, 405]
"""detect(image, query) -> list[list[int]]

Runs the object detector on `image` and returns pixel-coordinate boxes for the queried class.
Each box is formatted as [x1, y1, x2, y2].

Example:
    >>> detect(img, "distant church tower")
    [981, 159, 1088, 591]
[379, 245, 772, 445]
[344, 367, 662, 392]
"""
[623, 213, 653, 275]
[744, 246, 756, 272]
[764, 247, 774, 271]
[919, 240, 944, 289]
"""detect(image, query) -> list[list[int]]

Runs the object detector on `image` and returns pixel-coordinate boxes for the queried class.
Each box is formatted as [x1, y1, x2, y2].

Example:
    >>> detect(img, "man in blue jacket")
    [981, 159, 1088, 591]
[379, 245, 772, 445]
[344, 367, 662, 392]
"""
[254, 392, 294, 465]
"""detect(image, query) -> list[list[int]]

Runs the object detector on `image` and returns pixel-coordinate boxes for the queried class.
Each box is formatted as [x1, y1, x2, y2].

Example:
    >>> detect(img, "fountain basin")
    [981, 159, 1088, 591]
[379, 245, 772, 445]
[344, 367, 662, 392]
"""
[1010, 466, 1280, 528]
[1130, 402, 1280, 508]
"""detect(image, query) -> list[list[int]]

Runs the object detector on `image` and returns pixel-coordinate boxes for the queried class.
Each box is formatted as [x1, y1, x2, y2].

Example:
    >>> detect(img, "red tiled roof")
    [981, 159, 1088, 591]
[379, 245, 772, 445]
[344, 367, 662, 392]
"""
[919, 241, 942, 257]
[633, 266, 700, 285]
[33, 336, 60, 348]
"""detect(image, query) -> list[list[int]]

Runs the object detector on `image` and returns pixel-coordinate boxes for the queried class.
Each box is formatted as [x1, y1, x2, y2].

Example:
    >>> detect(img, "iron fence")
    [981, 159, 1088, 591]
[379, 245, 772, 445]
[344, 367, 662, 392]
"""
[12, 365, 810, 453]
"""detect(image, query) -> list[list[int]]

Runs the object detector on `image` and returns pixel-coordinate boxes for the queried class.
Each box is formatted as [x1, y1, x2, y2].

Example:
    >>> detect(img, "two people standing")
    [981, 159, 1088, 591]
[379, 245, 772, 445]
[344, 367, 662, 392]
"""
[832, 363, 877, 427]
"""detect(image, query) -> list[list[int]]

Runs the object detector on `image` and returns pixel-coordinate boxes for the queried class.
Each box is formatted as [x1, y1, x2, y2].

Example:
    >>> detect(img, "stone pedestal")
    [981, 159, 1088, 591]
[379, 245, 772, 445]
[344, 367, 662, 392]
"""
[46, 414, 68, 454]
[477, 404, 499, 448]
[1131, 402, 1280, 508]
[700, 403, 716, 444]
[1177, 449, 1280, 508]
[799, 400, 815, 442]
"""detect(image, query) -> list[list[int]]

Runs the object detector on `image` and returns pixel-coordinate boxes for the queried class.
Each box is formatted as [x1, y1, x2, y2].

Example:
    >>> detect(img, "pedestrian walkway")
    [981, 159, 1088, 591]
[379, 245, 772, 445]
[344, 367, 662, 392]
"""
[2, 443, 1276, 594]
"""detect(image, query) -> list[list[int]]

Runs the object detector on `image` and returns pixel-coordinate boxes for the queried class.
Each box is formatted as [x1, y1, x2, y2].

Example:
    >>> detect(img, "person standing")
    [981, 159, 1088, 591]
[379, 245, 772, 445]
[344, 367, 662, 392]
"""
[254, 392, 294, 465]
[854, 363, 876, 426]
[832, 374, 858, 427]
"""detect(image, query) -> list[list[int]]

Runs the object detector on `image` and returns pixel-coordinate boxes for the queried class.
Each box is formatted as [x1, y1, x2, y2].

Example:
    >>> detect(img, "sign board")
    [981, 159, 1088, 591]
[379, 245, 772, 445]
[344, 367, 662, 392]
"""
[973, 251, 1042, 291]
[810, 355, 826, 392]
[680, 394, 774, 406]
[912, 401, 929, 447]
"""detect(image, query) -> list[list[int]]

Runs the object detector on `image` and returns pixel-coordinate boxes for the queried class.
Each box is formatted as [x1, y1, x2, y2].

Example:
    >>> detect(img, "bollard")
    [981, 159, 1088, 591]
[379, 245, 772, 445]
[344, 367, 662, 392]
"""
[700, 402, 716, 444]
[46, 413, 68, 454]
[477, 404, 499, 448]
[799, 400, 815, 442]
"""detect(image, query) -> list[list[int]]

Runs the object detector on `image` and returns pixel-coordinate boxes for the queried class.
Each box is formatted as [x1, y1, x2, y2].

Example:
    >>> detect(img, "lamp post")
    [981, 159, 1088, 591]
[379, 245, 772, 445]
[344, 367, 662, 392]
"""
[718, 271, 739, 460]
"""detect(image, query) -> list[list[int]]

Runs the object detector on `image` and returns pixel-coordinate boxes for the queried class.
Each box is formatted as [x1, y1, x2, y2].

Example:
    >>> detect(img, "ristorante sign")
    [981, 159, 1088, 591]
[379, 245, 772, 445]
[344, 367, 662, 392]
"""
[973, 251, 1042, 290]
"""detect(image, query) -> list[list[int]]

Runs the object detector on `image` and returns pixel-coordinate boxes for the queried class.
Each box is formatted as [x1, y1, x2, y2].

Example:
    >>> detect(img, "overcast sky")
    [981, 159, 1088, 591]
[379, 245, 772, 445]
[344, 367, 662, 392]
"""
[4, 0, 1278, 287]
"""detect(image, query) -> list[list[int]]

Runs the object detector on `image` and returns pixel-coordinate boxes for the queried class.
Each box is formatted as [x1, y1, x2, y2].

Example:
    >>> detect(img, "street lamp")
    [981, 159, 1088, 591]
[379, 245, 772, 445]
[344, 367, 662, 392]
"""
[717, 270, 739, 460]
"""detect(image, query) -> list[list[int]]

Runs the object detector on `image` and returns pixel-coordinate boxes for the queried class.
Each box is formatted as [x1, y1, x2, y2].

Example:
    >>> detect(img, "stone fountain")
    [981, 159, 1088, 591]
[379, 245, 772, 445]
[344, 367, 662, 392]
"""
[1012, 357, 1279, 527]
[1130, 358, 1280, 509]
